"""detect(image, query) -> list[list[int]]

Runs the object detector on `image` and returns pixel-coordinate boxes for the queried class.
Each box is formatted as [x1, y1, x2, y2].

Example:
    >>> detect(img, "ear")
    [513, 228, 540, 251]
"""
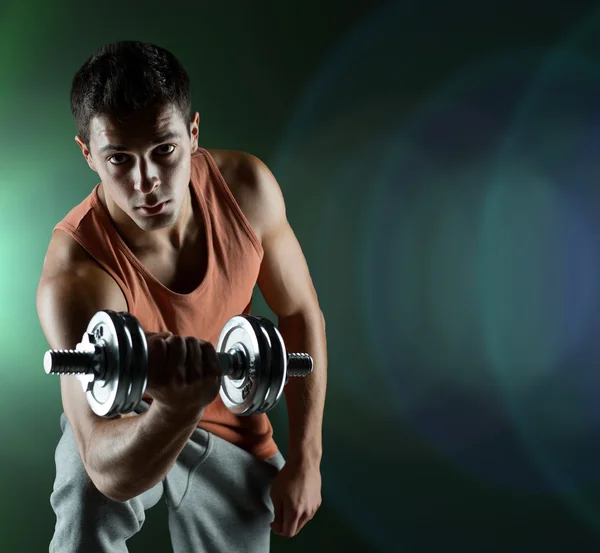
[74, 136, 98, 172]
[190, 112, 200, 153]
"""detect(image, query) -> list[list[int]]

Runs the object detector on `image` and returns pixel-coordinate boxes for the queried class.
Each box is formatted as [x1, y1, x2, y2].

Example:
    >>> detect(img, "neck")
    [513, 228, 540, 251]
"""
[98, 183, 196, 253]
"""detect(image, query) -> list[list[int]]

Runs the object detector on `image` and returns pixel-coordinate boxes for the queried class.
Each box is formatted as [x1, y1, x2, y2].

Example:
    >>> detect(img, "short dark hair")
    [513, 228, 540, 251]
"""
[71, 41, 192, 146]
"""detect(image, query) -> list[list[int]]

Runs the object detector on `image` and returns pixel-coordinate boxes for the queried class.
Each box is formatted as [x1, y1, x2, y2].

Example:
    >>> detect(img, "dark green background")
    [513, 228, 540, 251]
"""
[4, 0, 600, 551]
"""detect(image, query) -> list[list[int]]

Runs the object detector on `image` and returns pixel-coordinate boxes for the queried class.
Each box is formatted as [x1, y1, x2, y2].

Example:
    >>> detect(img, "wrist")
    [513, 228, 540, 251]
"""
[287, 444, 322, 468]
[151, 400, 205, 428]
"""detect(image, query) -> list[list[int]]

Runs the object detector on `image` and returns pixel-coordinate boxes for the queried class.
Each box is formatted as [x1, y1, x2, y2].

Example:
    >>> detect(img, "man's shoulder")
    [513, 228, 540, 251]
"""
[201, 148, 283, 241]
[204, 148, 264, 186]
[40, 229, 127, 308]
[41, 229, 100, 280]
[202, 148, 270, 208]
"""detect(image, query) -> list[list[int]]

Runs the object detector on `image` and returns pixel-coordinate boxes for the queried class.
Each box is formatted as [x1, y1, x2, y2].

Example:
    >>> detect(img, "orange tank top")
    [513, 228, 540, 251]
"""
[53, 148, 278, 460]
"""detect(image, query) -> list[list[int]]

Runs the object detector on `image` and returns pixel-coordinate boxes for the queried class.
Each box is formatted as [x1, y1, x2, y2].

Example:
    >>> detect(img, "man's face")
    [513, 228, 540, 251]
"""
[78, 103, 199, 232]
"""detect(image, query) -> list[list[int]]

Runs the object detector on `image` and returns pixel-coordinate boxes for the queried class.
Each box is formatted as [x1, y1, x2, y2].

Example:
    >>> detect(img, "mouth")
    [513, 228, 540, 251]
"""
[136, 200, 169, 216]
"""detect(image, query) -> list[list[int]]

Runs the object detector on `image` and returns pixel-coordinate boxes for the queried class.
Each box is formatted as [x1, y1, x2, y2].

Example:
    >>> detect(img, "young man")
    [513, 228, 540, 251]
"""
[36, 41, 327, 552]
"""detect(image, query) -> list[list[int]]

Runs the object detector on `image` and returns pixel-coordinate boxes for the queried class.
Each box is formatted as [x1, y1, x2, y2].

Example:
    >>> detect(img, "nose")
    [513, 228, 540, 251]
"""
[133, 158, 160, 194]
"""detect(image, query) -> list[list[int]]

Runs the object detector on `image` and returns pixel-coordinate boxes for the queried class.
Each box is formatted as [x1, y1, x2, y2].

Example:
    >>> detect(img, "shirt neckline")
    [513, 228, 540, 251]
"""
[89, 168, 214, 301]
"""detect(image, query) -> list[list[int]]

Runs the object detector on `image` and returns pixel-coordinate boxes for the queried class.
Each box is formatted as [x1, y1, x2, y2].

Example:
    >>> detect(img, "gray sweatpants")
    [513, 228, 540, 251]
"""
[48, 402, 285, 553]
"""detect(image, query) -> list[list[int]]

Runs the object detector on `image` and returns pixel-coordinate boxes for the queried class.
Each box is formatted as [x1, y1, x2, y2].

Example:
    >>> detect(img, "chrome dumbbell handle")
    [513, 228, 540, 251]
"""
[285, 353, 313, 377]
[44, 348, 102, 376]
[44, 348, 313, 379]
[218, 349, 312, 380]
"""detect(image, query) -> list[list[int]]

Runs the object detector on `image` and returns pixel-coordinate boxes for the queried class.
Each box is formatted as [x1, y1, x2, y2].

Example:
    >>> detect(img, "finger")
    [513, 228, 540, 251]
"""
[165, 335, 186, 383]
[146, 335, 168, 386]
[270, 498, 284, 535]
[145, 330, 173, 347]
[185, 337, 201, 384]
[199, 343, 222, 395]
[294, 511, 312, 536]
[199, 341, 220, 378]
[281, 504, 299, 538]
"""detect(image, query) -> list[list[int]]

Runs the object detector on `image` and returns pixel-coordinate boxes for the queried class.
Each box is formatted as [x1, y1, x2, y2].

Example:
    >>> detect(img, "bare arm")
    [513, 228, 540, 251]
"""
[257, 226, 326, 466]
[37, 231, 202, 501]
[244, 155, 327, 463]
[277, 311, 326, 464]
[246, 152, 326, 537]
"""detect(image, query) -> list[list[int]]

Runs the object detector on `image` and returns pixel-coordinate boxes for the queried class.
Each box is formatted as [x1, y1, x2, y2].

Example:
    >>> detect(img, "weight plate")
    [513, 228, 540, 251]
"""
[85, 310, 132, 417]
[111, 310, 135, 417]
[253, 317, 286, 414]
[217, 315, 271, 415]
[83, 311, 119, 416]
[117, 312, 148, 414]
[113, 313, 135, 415]
[244, 318, 274, 415]
[252, 319, 273, 415]
[242, 316, 273, 416]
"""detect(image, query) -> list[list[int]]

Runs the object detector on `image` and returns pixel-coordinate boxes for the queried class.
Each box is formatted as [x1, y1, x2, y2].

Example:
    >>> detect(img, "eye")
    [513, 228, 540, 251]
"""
[156, 144, 176, 155]
[108, 153, 130, 165]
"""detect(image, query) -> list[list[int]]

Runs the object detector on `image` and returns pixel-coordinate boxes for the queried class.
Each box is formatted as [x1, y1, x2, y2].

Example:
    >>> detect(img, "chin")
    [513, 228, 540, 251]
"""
[137, 212, 177, 230]
[137, 214, 167, 228]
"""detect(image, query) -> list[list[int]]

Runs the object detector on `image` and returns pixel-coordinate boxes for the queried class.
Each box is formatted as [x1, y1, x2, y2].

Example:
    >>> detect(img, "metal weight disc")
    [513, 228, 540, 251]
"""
[117, 312, 148, 414]
[112, 312, 136, 416]
[85, 310, 132, 417]
[112, 314, 135, 415]
[240, 316, 273, 415]
[252, 317, 287, 414]
[217, 316, 271, 415]
[245, 317, 275, 415]
[252, 319, 274, 414]
[100, 310, 134, 417]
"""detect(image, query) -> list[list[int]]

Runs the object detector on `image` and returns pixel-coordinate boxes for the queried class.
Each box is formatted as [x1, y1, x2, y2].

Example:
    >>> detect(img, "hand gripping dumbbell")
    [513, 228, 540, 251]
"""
[43, 310, 313, 418]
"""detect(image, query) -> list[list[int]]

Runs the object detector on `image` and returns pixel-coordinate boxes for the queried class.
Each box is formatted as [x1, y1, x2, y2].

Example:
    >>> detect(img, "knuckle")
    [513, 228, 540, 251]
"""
[168, 335, 185, 347]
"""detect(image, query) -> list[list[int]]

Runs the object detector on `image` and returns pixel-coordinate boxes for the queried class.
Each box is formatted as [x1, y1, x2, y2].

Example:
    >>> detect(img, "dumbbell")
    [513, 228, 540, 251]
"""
[43, 310, 313, 418]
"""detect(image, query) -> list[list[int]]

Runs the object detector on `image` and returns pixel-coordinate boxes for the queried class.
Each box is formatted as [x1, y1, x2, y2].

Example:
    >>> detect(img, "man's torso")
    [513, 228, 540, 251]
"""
[44, 148, 263, 296]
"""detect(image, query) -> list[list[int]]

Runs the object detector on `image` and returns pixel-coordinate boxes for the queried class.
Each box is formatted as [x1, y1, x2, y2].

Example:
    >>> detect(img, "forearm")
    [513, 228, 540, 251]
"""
[86, 402, 201, 501]
[278, 309, 327, 465]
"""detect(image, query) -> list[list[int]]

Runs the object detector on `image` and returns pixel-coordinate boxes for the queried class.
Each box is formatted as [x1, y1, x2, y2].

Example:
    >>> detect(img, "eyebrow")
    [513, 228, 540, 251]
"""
[98, 131, 182, 154]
